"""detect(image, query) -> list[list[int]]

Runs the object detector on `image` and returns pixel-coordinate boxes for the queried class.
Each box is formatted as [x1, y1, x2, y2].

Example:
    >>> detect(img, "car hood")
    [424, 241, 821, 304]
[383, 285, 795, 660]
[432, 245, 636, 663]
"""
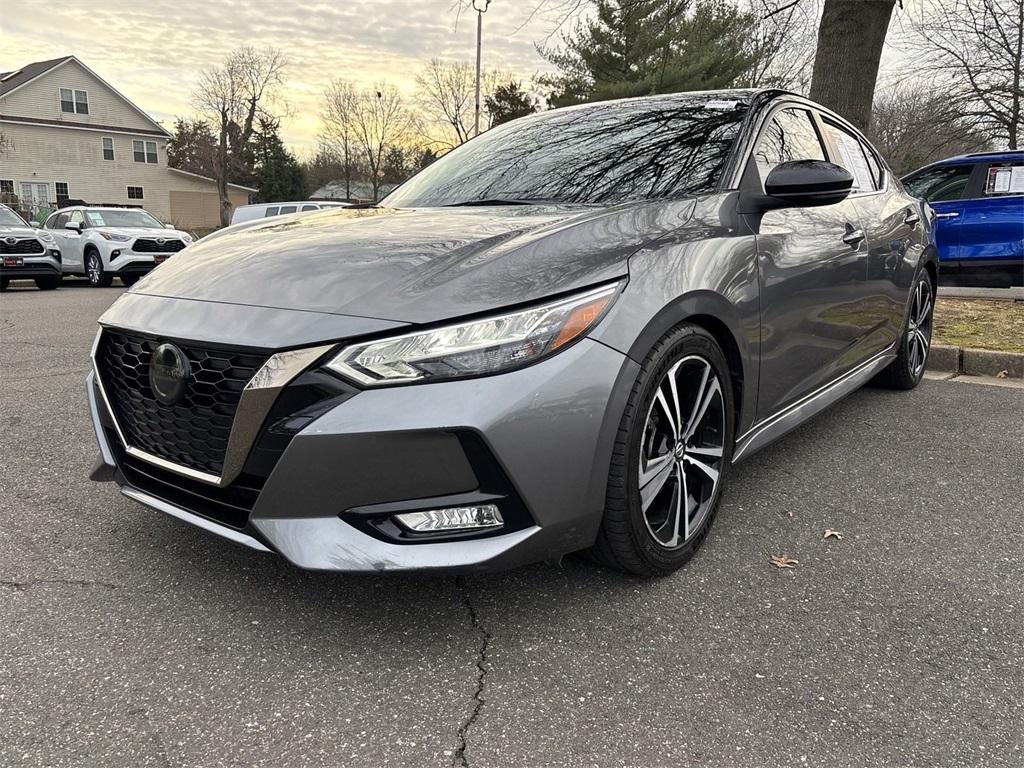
[96, 227, 191, 239]
[131, 202, 694, 324]
[0, 225, 43, 239]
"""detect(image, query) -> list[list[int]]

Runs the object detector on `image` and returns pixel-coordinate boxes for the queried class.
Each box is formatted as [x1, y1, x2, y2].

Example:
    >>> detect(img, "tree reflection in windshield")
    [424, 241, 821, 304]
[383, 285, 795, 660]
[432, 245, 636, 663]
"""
[384, 93, 752, 208]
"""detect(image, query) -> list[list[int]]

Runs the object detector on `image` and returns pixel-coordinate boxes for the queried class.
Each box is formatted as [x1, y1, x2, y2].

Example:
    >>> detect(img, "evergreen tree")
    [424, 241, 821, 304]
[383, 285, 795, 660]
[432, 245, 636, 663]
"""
[251, 118, 306, 203]
[538, 0, 758, 107]
[381, 145, 409, 185]
[485, 81, 539, 126]
[167, 118, 218, 177]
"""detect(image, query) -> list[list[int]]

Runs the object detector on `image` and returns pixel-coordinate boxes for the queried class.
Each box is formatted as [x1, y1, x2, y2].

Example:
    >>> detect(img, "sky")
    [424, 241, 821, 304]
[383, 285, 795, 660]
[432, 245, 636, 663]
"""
[0, 0, 564, 155]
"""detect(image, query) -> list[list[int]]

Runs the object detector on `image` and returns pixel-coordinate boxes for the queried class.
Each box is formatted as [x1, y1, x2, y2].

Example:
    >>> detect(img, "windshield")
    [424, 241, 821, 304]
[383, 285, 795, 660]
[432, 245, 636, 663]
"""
[0, 207, 27, 227]
[384, 94, 750, 208]
[85, 209, 163, 228]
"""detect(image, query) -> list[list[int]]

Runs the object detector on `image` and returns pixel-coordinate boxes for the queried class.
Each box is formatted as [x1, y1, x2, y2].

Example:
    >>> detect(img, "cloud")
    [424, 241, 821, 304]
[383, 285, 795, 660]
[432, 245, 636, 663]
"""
[0, 0, 561, 153]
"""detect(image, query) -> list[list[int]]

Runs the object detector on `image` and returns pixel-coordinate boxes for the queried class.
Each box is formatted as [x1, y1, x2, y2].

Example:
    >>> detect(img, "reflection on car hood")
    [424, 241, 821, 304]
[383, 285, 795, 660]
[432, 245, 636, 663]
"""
[96, 227, 190, 239]
[132, 202, 694, 324]
[0, 226, 42, 238]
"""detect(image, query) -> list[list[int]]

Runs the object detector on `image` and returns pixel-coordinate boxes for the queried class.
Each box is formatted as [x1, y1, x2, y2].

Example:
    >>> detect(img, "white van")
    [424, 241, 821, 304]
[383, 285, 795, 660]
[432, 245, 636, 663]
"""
[230, 200, 351, 225]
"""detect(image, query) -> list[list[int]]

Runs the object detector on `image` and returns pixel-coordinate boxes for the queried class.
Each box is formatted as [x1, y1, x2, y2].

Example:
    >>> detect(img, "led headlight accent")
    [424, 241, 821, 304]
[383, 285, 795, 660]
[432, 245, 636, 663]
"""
[327, 283, 619, 386]
[395, 505, 503, 533]
[37, 231, 56, 244]
[98, 231, 132, 242]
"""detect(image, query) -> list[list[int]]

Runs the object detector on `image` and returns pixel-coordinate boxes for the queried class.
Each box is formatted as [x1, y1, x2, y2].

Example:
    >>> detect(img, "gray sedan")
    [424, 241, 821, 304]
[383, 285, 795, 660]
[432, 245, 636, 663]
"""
[86, 89, 935, 575]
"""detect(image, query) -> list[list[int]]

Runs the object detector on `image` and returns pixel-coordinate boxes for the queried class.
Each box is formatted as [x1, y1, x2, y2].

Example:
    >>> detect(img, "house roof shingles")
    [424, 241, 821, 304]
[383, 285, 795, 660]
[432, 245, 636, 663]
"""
[0, 56, 73, 97]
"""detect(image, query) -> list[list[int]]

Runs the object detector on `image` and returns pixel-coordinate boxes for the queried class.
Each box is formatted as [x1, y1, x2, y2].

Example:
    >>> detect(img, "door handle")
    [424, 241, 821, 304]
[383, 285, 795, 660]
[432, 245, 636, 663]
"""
[903, 210, 921, 227]
[934, 212, 960, 220]
[842, 227, 866, 246]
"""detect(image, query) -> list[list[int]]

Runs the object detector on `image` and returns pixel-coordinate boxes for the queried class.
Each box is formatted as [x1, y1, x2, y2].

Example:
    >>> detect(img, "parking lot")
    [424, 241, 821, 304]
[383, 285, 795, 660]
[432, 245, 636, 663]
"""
[2, 283, 1022, 768]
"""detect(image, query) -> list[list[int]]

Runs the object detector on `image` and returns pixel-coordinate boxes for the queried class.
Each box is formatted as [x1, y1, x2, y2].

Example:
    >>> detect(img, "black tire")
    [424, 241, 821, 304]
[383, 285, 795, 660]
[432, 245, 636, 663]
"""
[875, 270, 934, 390]
[85, 250, 113, 287]
[120, 273, 140, 287]
[34, 275, 60, 290]
[590, 324, 735, 576]
[0, 278, 8, 292]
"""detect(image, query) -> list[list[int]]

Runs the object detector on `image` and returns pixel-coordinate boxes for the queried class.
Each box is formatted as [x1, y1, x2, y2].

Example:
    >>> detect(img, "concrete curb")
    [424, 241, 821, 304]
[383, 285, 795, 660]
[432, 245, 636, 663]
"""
[927, 344, 1024, 379]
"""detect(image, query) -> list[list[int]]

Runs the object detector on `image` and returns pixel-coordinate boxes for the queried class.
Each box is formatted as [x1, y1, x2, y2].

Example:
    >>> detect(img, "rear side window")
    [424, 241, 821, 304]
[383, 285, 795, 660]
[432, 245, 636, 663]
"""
[264, 207, 280, 218]
[279, 205, 297, 215]
[983, 163, 1024, 196]
[903, 165, 973, 202]
[754, 108, 827, 184]
[301, 204, 318, 211]
[821, 121, 878, 192]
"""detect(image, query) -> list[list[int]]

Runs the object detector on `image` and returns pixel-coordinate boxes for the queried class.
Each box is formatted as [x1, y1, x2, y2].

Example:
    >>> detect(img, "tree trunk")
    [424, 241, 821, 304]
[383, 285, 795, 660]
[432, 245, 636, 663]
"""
[809, 0, 896, 131]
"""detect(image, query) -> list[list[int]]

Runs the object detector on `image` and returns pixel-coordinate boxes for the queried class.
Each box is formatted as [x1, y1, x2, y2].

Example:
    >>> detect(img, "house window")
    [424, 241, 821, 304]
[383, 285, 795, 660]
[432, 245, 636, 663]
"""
[60, 88, 88, 114]
[0, 180, 13, 198]
[102, 137, 114, 161]
[133, 140, 158, 164]
[127, 186, 144, 200]
[55, 182, 70, 204]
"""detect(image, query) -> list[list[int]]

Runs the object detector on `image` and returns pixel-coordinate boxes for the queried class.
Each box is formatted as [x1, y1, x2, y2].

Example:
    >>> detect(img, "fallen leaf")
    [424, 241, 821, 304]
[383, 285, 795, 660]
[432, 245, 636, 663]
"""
[823, 528, 843, 540]
[996, 369, 1009, 379]
[769, 553, 799, 569]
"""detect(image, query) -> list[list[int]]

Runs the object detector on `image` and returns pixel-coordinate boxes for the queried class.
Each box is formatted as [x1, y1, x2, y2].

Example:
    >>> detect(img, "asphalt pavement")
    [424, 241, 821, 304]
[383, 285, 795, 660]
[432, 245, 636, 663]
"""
[2, 281, 1022, 768]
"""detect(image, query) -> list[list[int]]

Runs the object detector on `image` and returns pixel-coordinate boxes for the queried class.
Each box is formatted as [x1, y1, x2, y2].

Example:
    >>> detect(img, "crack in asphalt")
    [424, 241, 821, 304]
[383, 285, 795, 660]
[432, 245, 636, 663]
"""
[453, 577, 491, 768]
[0, 578, 118, 592]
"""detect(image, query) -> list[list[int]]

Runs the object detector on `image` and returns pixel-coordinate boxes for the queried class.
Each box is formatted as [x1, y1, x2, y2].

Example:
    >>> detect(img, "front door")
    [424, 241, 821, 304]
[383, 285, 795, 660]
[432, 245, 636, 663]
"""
[749, 106, 870, 420]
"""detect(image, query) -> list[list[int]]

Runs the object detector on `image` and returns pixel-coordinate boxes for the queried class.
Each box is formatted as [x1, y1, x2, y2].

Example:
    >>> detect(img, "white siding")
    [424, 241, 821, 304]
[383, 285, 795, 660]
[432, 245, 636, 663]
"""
[0, 60, 162, 133]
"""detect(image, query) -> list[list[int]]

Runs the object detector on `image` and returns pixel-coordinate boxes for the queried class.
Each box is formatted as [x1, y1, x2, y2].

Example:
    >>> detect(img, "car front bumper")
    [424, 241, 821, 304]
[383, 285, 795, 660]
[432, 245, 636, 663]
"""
[0, 252, 62, 280]
[88, 338, 636, 572]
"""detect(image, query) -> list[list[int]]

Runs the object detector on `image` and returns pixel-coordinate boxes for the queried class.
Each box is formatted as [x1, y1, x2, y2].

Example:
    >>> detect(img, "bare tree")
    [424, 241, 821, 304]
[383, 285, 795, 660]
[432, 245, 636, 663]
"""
[809, 0, 897, 131]
[740, 0, 818, 91]
[869, 85, 993, 174]
[907, 0, 1023, 150]
[194, 46, 288, 226]
[415, 59, 506, 148]
[351, 84, 414, 201]
[321, 79, 361, 200]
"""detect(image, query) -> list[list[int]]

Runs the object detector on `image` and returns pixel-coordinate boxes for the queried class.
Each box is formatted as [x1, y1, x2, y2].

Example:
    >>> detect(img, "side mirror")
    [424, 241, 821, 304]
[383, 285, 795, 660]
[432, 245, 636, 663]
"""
[165, 223, 175, 229]
[763, 160, 854, 209]
[64, 222, 82, 233]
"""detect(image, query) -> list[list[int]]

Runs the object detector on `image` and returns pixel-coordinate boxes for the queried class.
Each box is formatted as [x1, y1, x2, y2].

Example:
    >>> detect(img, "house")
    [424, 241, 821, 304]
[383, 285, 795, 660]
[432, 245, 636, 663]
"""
[0, 56, 254, 228]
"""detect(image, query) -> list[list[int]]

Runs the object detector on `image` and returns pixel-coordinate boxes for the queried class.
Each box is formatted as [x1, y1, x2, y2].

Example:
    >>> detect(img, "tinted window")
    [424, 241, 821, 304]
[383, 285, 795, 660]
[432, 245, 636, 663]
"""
[301, 204, 318, 211]
[384, 94, 750, 207]
[821, 120, 878, 192]
[754, 108, 827, 184]
[264, 207, 280, 217]
[279, 205, 298, 214]
[904, 165, 973, 202]
[51, 212, 69, 229]
[983, 163, 1023, 196]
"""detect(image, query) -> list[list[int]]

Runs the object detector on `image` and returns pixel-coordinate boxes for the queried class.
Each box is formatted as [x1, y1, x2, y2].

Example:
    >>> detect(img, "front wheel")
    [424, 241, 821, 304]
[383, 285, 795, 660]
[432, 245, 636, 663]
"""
[0, 278, 8, 292]
[591, 324, 735, 576]
[875, 271, 934, 390]
[35, 275, 60, 290]
[120, 273, 140, 287]
[85, 251, 113, 287]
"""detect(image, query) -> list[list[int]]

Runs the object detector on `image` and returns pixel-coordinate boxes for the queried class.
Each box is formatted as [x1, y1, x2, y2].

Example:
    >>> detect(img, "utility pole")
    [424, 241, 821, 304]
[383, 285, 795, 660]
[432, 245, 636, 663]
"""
[473, 0, 491, 136]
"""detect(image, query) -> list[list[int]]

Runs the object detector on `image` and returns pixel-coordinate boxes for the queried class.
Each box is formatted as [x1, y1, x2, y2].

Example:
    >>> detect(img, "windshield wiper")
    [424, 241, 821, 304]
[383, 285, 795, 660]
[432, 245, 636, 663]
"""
[443, 198, 546, 207]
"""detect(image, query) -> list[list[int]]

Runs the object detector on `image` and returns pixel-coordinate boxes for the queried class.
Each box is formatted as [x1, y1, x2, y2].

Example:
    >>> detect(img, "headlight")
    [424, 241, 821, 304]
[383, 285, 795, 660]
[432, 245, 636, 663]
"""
[37, 230, 56, 244]
[98, 231, 131, 242]
[326, 283, 620, 386]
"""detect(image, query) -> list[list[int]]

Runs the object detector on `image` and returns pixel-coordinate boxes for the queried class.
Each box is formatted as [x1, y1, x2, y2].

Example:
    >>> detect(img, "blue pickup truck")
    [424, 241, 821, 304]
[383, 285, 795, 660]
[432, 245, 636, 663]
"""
[903, 151, 1023, 287]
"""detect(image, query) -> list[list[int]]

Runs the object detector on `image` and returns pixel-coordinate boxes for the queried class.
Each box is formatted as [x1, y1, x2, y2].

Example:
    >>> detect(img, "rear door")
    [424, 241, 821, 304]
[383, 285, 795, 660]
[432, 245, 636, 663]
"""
[957, 161, 1024, 283]
[751, 105, 872, 419]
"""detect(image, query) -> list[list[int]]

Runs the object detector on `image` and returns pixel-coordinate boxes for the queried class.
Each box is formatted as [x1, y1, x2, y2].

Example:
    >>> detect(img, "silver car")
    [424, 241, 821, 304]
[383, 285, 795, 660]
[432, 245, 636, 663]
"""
[0, 204, 63, 291]
[44, 206, 194, 287]
[88, 90, 935, 575]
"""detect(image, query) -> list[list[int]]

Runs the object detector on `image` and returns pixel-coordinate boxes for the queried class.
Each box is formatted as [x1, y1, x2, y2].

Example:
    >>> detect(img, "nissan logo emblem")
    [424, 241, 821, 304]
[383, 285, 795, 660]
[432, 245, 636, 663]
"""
[149, 343, 191, 406]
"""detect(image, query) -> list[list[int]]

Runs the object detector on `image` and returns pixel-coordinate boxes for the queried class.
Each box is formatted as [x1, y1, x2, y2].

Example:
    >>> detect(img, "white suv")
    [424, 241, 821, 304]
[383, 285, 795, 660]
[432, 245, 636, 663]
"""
[44, 206, 193, 287]
[0, 203, 63, 291]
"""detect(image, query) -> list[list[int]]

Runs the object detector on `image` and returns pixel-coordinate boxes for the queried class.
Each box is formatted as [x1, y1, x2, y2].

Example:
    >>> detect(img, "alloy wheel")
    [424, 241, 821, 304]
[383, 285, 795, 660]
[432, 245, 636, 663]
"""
[87, 254, 102, 285]
[907, 277, 933, 378]
[638, 355, 726, 549]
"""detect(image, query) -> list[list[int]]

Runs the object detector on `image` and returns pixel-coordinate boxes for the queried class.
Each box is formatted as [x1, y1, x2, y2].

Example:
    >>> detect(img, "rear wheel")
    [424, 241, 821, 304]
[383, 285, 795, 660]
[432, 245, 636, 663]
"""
[34, 275, 60, 290]
[85, 250, 112, 287]
[875, 271, 934, 390]
[591, 324, 734, 576]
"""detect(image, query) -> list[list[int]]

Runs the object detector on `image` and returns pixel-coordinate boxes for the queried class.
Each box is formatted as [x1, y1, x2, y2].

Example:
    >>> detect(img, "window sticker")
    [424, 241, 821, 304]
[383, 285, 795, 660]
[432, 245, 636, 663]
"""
[984, 165, 1024, 195]
[86, 212, 105, 226]
[833, 131, 873, 191]
[1012, 166, 1024, 193]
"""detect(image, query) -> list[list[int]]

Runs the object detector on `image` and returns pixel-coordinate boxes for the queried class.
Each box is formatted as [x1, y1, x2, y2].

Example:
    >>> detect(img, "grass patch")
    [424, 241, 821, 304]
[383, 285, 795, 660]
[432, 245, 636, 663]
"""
[933, 298, 1024, 353]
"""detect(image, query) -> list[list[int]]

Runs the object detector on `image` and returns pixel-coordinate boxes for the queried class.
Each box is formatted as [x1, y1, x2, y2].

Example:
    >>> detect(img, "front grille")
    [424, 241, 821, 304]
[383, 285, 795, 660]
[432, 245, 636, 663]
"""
[96, 330, 270, 475]
[132, 238, 185, 253]
[0, 238, 45, 254]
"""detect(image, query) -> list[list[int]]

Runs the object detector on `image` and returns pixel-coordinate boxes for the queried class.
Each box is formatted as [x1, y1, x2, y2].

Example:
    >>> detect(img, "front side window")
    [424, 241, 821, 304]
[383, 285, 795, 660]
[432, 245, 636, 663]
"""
[68, 210, 85, 228]
[904, 165, 973, 202]
[264, 206, 280, 217]
[753, 108, 827, 184]
[821, 120, 878, 192]
[133, 140, 158, 164]
[127, 186, 145, 200]
[50, 212, 70, 229]
[279, 205, 297, 214]
[301, 204, 318, 211]
[102, 137, 114, 161]
[983, 163, 1024, 196]
[55, 182, 70, 204]
[384, 94, 751, 208]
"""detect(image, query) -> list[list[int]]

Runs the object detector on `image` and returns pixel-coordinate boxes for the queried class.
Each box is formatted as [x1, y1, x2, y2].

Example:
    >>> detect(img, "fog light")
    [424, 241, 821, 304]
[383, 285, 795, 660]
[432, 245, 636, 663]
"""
[111, 250, 121, 259]
[394, 504, 503, 533]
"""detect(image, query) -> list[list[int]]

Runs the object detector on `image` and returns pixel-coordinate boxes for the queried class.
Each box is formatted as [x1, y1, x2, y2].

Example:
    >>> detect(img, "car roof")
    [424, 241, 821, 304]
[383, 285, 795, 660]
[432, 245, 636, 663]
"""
[932, 150, 1023, 167]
